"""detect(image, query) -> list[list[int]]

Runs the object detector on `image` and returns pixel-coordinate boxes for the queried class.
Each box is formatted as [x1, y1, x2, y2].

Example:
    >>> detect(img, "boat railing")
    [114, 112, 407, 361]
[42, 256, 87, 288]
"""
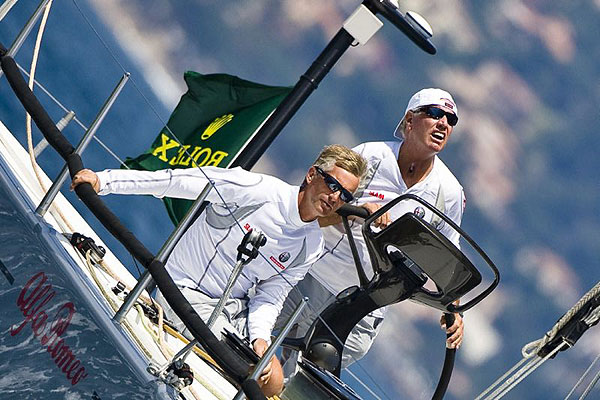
[35, 73, 130, 216]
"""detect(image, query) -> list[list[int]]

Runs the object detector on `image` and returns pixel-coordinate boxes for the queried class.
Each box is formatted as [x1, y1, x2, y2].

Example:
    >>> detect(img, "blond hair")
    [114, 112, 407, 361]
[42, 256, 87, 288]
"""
[313, 144, 367, 181]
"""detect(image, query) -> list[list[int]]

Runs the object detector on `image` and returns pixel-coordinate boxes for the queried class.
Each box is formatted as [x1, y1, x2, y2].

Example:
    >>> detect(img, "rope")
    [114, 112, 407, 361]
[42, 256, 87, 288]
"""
[94, 255, 244, 400]
[522, 280, 600, 358]
[23, 0, 78, 235]
[82, 251, 222, 400]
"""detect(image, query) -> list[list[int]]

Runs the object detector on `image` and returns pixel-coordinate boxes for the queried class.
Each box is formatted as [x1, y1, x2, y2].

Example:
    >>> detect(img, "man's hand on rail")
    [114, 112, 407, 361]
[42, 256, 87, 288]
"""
[70, 169, 100, 193]
[360, 202, 390, 228]
[253, 338, 274, 384]
[252, 338, 284, 395]
[318, 202, 390, 228]
[441, 312, 464, 349]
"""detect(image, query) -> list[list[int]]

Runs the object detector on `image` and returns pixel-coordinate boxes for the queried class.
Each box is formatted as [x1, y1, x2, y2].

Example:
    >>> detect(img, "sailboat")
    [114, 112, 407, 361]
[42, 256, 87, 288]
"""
[0, 1, 509, 399]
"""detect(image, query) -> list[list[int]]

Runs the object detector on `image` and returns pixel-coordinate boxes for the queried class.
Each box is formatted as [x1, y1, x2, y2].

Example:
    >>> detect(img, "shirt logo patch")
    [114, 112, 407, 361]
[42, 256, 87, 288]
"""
[269, 256, 286, 270]
[278, 252, 290, 262]
[413, 206, 425, 218]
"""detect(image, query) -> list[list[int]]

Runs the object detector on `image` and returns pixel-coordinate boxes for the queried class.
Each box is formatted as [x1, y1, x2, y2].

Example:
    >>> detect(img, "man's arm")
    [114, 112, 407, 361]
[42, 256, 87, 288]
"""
[72, 167, 261, 200]
[318, 213, 342, 227]
[72, 168, 201, 198]
[317, 202, 390, 228]
[246, 267, 309, 344]
[439, 187, 466, 347]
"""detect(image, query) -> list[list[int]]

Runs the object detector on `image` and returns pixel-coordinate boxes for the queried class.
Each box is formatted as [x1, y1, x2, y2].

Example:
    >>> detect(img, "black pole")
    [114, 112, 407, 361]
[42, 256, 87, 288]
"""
[231, 28, 355, 170]
[432, 313, 457, 400]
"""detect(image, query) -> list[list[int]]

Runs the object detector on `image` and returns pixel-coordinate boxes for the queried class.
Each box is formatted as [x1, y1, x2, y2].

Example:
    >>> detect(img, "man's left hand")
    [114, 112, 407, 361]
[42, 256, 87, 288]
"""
[252, 338, 274, 385]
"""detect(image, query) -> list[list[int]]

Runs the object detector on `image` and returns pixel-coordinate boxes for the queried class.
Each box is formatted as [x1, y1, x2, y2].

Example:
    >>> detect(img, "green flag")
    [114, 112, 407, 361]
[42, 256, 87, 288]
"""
[125, 72, 292, 225]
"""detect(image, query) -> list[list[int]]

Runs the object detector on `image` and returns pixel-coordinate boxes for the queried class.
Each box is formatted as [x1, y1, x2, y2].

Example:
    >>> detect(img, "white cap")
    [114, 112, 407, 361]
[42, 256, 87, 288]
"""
[393, 88, 458, 139]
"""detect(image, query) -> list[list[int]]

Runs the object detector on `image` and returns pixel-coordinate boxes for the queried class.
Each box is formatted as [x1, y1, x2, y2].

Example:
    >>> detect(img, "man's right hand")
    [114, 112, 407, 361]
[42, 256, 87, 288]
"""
[360, 202, 390, 228]
[70, 169, 100, 193]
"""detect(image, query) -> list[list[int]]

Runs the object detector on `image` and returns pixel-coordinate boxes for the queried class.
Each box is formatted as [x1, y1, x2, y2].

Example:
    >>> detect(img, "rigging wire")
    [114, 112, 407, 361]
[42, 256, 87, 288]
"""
[479, 342, 567, 400]
[564, 353, 600, 400]
[344, 368, 384, 400]
[578, 365, 600, 400]
[70, 0, 172, 157]
[478, 289, 600, 400]
[16, 63, 129, 168]
[131, 252, 143, 277]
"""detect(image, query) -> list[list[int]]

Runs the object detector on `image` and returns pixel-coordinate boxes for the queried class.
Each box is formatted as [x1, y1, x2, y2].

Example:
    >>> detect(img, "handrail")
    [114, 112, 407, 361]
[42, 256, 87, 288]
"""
[0, 50, 266, 399]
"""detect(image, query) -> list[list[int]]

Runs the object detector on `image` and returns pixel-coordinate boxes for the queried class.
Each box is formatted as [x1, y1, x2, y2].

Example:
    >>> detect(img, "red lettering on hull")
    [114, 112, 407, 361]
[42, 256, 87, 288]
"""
[12, 272, 88, 385]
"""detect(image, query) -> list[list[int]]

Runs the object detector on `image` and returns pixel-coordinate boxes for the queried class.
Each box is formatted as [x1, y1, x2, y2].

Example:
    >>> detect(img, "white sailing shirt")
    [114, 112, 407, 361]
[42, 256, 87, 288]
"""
[309, 141, 465, 316]
[96, 166, 324, 342]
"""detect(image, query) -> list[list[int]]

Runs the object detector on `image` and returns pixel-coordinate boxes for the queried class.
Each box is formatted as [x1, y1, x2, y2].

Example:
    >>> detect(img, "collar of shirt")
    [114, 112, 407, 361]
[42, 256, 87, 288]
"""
[287, 185, 306, 227]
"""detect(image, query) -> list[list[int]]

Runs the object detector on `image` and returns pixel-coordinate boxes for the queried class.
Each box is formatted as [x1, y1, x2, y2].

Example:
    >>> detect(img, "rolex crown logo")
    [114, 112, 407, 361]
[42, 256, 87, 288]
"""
[201, 114, 234, 140]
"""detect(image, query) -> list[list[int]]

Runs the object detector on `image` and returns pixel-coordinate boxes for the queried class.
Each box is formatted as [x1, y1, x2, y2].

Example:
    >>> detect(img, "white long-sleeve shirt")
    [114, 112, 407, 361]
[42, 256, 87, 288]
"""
[97, 166, 324, 342]
[309, 141, 465, 316]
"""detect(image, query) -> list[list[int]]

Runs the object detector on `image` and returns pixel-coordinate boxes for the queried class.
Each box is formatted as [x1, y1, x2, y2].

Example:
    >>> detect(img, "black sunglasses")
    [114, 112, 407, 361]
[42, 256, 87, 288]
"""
[314, 166, 354, 203]
[416, 106, 458, 126]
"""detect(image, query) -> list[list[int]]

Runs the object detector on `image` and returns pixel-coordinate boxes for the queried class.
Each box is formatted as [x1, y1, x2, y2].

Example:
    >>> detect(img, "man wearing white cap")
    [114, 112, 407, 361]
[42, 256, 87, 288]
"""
[277, 88, 465, 373]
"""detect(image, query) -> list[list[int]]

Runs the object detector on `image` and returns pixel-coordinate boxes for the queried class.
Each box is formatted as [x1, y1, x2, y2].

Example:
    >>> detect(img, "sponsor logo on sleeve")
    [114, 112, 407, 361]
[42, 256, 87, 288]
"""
[413, 206, 425, 218]
[269, 256, 286, 270]
[278, 252, 290, 263]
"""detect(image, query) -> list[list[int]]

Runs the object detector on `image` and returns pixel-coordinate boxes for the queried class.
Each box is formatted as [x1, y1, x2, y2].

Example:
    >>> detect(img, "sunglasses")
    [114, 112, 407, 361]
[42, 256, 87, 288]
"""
[314, 166, 354, 203]
[416, 106, 458, 126]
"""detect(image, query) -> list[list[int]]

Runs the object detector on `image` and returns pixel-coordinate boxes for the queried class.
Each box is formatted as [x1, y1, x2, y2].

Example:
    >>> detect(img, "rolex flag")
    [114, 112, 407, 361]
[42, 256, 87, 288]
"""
[125, 72, 292, 225]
